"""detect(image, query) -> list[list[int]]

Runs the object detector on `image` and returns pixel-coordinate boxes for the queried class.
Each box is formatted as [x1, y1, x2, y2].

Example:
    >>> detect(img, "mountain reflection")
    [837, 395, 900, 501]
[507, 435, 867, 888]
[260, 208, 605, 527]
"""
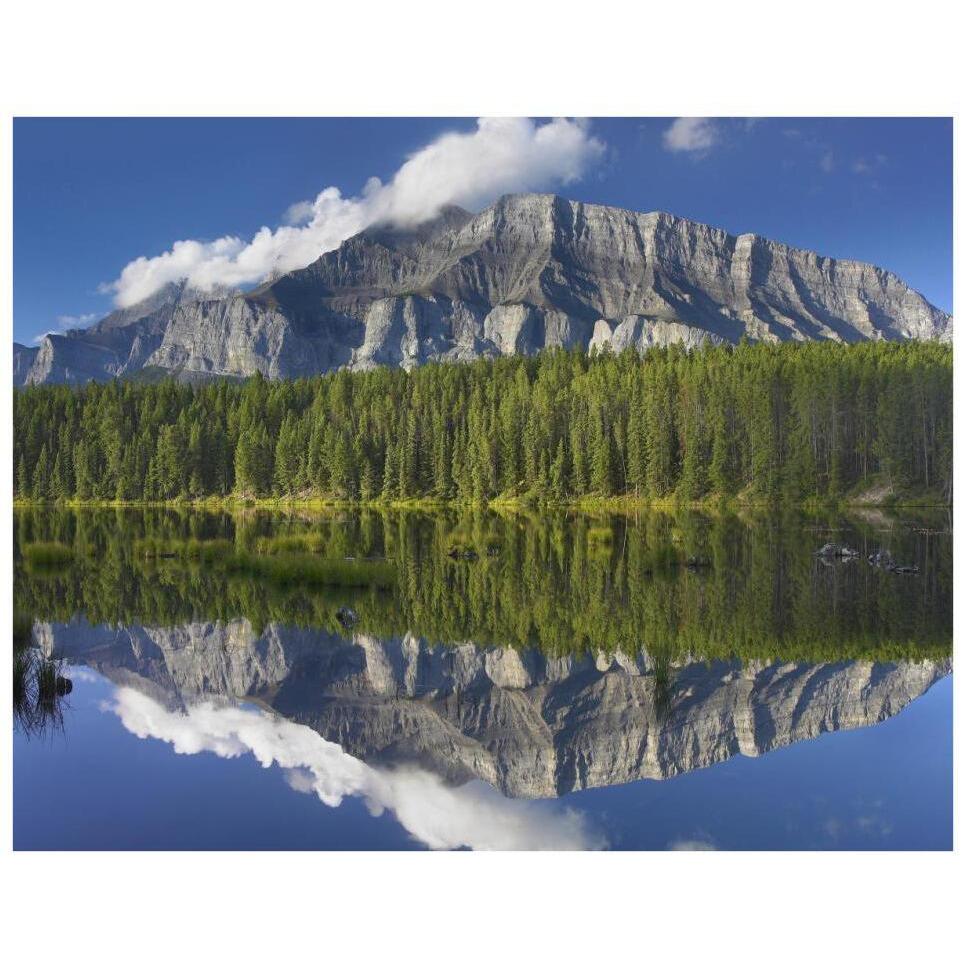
[38, 617, 950, 800]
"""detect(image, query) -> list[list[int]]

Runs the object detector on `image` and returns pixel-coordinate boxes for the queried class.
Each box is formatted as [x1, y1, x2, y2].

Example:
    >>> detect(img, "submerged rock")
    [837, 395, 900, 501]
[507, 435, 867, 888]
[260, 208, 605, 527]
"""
[447, 546, 479, 561]
[815, 543, 859, 562]
[867, 550, 919, 574]
[335, 607, 358, 629]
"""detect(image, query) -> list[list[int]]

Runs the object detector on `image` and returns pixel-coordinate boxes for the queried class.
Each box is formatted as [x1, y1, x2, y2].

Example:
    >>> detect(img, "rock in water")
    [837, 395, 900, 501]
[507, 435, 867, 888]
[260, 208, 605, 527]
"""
[17, 194, 952, 385]
[815, 543, 859, 562]
[335, 607, 358, 629]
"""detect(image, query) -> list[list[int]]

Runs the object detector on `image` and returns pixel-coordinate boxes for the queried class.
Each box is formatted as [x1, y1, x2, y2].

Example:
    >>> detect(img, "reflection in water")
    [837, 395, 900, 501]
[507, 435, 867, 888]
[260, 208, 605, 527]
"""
[38, 617, 950, 800]
[13, 506, 953, 663]
[13, 506, 953, 850]
[13, 613, 73, 738]
[13, 648, 73, 737]
[104, 685, 603, 851]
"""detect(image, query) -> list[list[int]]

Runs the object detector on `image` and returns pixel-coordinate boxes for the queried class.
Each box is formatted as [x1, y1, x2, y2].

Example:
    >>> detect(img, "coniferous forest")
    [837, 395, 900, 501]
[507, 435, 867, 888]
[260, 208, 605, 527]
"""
[12, 340, 953, 505]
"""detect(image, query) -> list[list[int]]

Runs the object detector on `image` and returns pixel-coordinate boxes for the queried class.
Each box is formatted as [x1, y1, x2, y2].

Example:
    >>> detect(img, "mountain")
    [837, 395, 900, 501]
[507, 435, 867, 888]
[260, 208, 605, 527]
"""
[13, 343, 38, 386]
[37, 617, 951, 798]
[17, 194, 952, 385]
[15, 282, 217, 386]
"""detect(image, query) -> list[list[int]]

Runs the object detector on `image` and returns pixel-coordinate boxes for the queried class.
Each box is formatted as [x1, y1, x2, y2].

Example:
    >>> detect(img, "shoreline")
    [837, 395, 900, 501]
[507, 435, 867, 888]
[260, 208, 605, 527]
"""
[12, 493, 952, 513]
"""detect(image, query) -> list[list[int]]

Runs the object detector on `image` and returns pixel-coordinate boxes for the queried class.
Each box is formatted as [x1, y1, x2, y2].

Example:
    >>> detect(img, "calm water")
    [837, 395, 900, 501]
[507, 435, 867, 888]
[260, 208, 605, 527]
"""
[13, 506, 953, 850]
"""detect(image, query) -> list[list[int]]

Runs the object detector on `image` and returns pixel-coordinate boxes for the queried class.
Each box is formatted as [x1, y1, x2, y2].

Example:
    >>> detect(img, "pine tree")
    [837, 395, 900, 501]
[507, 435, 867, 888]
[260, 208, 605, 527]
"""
[588, 405, 613, 495]
[32, 445, 51, 501]
[549, 439, 570, 497]
[359, 460, 376, 501]
[234, 425, 272, 495]
[273, 413, 299, 495]
[50, 449, 68, 501]
[381, 438, 399, 500]
[16, 454, 30, 499]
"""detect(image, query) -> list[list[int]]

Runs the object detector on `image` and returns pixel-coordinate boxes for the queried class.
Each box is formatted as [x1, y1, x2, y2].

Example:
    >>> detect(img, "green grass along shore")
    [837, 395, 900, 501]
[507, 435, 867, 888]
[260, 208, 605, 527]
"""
[13, 482, 950, 514]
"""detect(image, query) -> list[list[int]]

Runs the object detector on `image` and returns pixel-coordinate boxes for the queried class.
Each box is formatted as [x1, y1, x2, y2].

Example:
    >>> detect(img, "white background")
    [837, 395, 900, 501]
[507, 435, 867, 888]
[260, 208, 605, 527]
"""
[1, 2, 956, 956]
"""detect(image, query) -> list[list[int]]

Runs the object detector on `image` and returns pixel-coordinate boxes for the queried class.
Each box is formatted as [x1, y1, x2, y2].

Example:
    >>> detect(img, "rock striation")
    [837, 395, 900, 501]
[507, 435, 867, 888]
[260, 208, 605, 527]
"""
[18, 194, 952, 385]
[38, 617, 951, 799]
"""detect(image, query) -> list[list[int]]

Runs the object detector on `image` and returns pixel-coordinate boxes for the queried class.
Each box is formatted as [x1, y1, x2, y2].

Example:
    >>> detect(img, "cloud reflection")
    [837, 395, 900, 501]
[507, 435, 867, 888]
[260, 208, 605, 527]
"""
[103, 687, 604, 851]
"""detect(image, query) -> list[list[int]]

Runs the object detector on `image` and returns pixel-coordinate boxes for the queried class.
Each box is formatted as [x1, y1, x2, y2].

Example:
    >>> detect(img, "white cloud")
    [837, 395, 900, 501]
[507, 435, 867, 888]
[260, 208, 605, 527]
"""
[852, 154, 888, 175]
[662, 117, 720, 154]
[668, 838, 717, 851]
[32, 312, 105, 342]
[102, 117, 605, 309]
[103, 686, 604, 851]
[58, 311, 103, 329]
[819, 150, 835, 173]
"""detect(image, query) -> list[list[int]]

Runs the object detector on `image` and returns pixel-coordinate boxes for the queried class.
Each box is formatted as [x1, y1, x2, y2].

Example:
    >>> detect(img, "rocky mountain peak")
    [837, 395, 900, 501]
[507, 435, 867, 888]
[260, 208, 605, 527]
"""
[15, 193, 951, 385]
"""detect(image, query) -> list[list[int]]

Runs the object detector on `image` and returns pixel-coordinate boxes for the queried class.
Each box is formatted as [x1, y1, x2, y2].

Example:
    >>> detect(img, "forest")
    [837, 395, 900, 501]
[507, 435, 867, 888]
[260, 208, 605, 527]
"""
[13, 340, 953, 505]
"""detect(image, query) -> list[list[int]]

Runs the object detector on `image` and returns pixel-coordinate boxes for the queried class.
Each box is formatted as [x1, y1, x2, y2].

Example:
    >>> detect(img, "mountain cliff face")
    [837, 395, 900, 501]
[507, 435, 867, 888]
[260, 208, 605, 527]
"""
[13, 344, 39, 386]
[38, 617, 951, 798]
[16, 283, 217, 386]
[17, 194, 952, 385]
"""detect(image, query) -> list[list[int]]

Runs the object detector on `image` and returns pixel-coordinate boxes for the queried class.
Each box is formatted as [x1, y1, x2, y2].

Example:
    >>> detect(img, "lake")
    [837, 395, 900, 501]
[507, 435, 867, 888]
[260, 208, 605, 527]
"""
[13, 506, 953, 850]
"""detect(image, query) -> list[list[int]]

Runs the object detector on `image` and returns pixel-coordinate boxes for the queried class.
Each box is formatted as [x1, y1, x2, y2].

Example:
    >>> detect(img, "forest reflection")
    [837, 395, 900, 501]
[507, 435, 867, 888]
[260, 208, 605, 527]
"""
[13, 505, 952, 664]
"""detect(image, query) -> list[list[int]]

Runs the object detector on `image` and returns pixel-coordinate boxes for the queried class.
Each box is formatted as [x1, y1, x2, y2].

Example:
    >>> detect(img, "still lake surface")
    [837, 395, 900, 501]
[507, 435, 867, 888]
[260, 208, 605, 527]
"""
[14, 506, 953, 850]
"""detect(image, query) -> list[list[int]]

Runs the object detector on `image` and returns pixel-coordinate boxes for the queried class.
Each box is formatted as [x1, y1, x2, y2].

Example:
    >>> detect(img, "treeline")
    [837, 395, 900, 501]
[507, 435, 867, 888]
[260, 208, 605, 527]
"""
[13, 340, 953, 504]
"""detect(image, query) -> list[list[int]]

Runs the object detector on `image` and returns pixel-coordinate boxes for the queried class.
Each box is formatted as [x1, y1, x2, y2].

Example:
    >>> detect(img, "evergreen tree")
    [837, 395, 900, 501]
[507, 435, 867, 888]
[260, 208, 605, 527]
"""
[31, 445, 50, 501]
[11, 341, 952, 506]
[16, 454, 30, 499]
[273, 413, 299, 494]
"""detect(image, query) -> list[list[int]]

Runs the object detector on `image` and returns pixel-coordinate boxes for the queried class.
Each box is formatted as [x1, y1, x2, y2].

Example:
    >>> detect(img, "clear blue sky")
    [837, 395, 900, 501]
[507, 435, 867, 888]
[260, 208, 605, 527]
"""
[13, 117, 953, 345]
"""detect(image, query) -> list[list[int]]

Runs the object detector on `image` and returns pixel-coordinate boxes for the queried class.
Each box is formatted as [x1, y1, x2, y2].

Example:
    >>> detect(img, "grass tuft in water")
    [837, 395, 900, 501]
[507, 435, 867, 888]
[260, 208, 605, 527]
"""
[227, 552, 396, 589]
[130, 534, 396, 588]
[22, 542, 75, 568]
[136, 538, 233, 562]
[252, 533, 328, 555]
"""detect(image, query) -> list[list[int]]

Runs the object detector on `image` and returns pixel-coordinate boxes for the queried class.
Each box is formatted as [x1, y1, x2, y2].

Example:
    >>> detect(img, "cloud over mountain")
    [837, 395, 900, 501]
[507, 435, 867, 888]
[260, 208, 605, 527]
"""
[102, 118, 605, 309]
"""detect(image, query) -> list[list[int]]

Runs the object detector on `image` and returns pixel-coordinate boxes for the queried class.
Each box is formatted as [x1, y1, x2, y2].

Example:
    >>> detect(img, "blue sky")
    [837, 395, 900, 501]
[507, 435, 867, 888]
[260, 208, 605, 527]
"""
[13, 116, 952, 345]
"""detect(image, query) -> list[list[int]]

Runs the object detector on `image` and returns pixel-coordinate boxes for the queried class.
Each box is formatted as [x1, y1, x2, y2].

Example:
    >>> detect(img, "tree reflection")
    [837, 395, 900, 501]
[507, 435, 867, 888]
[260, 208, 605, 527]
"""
[13, 505, 952, 665]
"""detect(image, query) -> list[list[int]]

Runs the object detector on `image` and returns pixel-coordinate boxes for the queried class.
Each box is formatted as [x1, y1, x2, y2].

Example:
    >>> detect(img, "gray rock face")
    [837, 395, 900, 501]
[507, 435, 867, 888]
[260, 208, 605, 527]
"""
[588, 316, 725, 353]
[22, 282, 199, 385]
[17, 194, 952, 384]
[13, 344, 39, 386]
[144, 295, 361, 380]
[40, 617, 951, 799]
